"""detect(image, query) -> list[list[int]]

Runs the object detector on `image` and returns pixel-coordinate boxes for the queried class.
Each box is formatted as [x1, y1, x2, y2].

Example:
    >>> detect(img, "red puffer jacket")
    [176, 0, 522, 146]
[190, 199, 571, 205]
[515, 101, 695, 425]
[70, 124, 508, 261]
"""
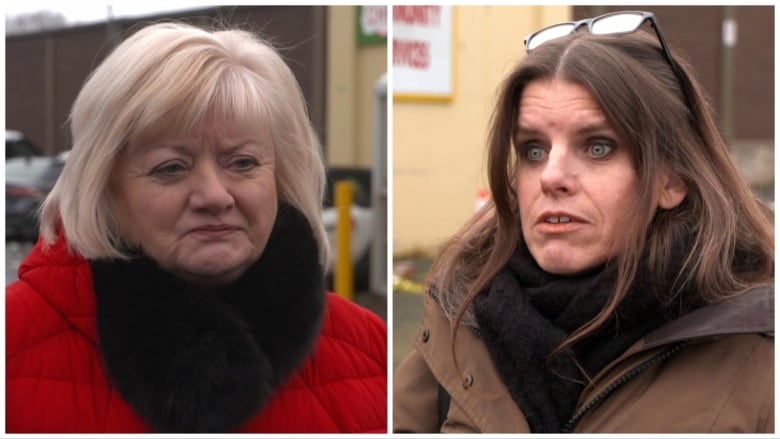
[7, 236, 387, 433]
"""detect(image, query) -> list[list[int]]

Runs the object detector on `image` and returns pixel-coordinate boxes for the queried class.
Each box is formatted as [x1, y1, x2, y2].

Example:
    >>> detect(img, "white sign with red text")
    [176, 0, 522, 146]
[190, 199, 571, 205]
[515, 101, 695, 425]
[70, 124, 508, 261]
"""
[393, 6, 453, 99]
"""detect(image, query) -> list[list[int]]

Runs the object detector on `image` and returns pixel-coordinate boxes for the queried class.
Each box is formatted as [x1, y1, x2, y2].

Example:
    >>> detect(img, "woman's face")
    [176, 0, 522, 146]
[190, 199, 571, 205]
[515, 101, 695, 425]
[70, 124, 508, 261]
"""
[110, 118, 277, 287]
[514, 78, 638, 276]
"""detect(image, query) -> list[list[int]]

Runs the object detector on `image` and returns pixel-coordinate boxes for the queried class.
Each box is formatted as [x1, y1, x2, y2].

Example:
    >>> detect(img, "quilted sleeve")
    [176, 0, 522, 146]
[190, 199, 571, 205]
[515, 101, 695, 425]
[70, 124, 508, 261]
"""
[313, 293, 388, 433]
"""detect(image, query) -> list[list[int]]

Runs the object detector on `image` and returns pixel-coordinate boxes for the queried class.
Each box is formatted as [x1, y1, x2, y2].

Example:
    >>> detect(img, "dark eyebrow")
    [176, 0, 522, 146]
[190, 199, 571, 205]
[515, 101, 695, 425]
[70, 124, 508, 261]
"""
[575, 121, 615, 136]
[515, 124, 542, 136]
[513, 125, 542, 145]
[514, 119, 615, 143]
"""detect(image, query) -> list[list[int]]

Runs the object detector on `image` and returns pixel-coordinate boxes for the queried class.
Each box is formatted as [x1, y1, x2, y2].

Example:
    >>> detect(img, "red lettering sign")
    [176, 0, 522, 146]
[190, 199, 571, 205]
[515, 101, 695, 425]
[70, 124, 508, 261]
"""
[393, 39, 431, 69]
[393, 6, 441, 27]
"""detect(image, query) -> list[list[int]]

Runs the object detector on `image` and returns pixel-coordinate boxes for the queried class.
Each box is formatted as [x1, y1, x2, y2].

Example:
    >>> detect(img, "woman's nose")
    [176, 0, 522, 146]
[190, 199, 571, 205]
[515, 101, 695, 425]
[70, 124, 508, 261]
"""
[188, 162, 235, 213]
[539, 145, 577, 196]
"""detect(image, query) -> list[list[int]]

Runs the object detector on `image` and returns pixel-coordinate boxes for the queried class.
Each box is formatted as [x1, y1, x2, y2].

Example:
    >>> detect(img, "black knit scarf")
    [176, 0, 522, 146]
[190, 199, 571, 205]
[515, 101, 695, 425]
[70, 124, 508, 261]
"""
[473, 240, 691, 433]
[91, 203, 324, 433]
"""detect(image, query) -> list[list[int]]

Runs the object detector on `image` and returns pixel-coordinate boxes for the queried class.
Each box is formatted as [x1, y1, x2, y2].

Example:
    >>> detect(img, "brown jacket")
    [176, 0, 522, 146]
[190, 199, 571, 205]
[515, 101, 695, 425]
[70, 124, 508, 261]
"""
[394, 285, 774, 433]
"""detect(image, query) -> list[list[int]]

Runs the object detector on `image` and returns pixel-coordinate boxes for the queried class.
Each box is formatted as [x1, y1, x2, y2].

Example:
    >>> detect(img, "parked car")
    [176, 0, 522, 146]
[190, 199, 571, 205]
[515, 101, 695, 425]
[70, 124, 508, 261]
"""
[322, 167, 374, 292]
[6, 130, 44, 159]
[6, 155, 66, 241]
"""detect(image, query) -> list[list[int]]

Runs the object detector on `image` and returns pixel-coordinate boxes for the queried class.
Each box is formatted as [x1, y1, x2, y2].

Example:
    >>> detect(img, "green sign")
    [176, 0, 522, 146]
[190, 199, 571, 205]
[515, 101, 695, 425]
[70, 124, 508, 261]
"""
[357, 6, 387, 46]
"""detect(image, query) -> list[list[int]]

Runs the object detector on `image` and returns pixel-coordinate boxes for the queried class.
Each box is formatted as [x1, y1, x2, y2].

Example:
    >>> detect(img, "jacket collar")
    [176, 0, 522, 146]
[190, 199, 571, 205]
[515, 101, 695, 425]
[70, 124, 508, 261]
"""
[415, 283, 773, 433]
[639, 284, 774, 350]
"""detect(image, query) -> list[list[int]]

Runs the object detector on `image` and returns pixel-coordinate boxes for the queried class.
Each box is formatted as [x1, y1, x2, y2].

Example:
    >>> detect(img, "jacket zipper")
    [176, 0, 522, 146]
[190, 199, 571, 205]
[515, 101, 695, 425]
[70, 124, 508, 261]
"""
[562, 342, 686, 433]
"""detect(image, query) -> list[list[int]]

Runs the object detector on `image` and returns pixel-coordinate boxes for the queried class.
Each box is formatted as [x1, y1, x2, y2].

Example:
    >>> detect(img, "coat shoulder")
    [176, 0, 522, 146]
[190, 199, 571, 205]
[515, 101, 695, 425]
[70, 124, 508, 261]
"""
[321, 293, 387, 368]
[394, 294, 528, 433]
[7, 243, 95, 360]
[6, 264, 113, 433]
[580, 332, 774, 433]
[272, 293, 387, 433]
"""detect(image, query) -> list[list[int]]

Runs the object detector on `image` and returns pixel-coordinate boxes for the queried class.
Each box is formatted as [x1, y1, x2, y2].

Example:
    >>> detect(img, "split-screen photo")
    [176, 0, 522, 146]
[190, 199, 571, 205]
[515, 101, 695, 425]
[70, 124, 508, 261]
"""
[5, 4, 774, 434]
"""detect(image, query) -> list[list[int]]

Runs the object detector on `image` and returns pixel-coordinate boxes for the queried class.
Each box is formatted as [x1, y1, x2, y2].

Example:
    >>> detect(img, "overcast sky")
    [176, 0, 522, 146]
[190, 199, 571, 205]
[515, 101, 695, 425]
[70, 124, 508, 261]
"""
[5, 2, 222, 25]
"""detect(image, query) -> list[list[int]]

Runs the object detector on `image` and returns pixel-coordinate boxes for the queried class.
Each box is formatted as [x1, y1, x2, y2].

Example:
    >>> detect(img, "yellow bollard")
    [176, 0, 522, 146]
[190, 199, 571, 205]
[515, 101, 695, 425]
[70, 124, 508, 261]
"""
[334, 180, 353, 300]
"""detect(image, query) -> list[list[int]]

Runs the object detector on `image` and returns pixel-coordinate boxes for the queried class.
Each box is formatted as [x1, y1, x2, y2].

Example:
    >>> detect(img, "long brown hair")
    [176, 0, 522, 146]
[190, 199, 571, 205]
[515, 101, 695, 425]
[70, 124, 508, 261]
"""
[429, 30, 773, 358]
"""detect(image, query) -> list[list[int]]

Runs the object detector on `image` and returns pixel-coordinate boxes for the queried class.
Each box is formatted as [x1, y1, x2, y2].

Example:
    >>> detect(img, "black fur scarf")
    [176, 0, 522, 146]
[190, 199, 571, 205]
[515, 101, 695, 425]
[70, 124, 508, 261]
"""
[91, 204, 324, 433]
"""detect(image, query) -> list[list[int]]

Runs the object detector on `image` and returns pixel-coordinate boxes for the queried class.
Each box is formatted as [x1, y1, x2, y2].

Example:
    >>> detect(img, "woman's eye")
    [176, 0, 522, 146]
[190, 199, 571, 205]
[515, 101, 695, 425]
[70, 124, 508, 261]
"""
[588, 142, 613, 158]
[231, 157, 258, 170]
[525, 146, 546, 161]
[153, 162, 186, 176]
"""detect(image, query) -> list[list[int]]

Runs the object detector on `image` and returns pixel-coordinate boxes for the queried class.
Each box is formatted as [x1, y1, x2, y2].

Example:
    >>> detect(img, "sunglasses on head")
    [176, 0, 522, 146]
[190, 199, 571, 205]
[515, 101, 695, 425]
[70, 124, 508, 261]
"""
[523, 11, 695, 116]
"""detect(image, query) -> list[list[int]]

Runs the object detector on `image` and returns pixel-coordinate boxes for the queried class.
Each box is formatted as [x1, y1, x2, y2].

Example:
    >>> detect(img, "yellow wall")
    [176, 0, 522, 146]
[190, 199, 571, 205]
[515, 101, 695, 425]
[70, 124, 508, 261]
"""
[393, 5, 571, 255]
[326, 6, 387, 167]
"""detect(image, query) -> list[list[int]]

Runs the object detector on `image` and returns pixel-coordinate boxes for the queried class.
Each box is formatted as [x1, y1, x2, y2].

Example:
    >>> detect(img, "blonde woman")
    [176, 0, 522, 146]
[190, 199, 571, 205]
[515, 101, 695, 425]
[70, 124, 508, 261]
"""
[7, 22, 386, 433]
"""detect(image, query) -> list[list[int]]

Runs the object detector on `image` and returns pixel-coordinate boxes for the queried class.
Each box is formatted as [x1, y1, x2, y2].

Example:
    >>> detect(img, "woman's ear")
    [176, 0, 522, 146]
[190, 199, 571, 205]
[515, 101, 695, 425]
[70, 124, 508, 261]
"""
[657, 171, 687, 210]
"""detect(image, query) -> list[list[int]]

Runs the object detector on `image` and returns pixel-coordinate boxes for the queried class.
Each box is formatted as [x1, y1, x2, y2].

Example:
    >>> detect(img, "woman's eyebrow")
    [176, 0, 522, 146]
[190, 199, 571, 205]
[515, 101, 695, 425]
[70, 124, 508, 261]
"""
[221, 141, 261, 153]
[132, 141, 191, 156]
[221, 140, 276, 160]
[513, 124, 543, 143]
[575, 120, 614, 136]
[513, 120, 615, 145]
[515, 124, 542, 135]
[514, 120, 611, 133]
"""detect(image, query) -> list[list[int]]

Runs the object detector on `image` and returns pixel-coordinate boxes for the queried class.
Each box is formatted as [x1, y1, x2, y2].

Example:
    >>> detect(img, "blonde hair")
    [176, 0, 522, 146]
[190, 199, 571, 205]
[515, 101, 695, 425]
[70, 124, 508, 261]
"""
[40, 22, 329, 267]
